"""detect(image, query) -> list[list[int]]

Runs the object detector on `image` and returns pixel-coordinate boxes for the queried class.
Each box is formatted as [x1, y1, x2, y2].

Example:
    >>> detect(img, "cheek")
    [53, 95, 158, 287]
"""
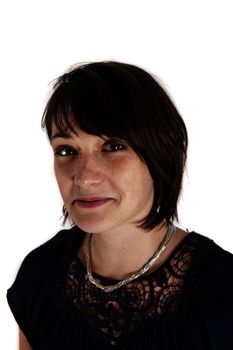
[109, 158, 138, 185]
[133, 167, 154, 198]
[112, 158, 153, 196]
[109, 158, 130, 174]
[54, 158, 75, 180]
[54, 163, 72, 197]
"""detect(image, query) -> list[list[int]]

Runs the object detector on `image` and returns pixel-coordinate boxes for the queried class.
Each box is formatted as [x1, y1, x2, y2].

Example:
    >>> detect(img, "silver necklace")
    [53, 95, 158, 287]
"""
[85, 224, 176, 293]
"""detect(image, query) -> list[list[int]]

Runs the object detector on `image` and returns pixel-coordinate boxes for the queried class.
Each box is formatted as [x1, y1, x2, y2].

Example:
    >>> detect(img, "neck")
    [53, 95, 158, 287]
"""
[84, 222, 172, 280]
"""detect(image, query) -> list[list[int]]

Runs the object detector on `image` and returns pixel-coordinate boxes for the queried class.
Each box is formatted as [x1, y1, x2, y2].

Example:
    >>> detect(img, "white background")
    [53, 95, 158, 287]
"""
[1, 0, 233, 348]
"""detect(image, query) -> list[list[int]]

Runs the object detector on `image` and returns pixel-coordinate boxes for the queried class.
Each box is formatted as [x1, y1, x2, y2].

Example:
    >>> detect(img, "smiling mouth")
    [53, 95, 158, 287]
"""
[75, 198, 112, 208]
[77, 197, 110, 202]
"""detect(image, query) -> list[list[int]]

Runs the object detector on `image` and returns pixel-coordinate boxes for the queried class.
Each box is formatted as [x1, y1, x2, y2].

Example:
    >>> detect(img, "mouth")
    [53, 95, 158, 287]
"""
[77, 197, 110, 202]
[74, 198, 112, 208]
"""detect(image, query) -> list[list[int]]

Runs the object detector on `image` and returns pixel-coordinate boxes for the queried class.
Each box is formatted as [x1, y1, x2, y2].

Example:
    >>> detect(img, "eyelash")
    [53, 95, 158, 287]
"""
[54, 140, 127, 157]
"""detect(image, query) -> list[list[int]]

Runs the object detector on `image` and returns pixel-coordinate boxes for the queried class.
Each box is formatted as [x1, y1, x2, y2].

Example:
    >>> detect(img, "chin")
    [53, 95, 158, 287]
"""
[72, 217, 112, 234]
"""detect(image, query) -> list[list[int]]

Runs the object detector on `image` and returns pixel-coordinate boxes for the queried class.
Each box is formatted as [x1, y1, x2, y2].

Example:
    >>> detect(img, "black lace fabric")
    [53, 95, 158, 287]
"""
[65, 234, 195, 346]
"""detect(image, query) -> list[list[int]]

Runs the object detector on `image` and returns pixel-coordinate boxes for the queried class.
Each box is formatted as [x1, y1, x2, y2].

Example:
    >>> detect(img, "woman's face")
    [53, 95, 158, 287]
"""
[51, 123, 154, 234]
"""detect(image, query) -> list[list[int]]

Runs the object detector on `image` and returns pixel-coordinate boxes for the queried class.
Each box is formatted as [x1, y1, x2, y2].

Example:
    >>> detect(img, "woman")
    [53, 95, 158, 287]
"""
[7, 61, 233, 349]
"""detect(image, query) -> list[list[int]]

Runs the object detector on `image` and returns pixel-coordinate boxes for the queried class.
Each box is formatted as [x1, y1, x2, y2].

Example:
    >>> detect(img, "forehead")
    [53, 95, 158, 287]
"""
[50, 108, 109, 138]
[51, 120, 78, 136]
[51, 121, 108, 142]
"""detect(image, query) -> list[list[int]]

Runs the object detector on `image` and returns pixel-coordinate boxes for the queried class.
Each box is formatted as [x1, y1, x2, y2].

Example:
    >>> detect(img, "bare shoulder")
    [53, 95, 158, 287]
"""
[19, 329, 32, 350]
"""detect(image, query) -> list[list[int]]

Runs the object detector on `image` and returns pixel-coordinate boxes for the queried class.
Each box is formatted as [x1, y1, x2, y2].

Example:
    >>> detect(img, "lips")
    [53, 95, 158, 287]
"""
[77, 197, 110, 202]
[74, 198, 112, 208]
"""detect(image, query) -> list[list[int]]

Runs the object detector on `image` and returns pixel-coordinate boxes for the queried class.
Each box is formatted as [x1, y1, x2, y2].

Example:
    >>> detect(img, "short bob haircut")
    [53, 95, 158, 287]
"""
[41, 60, 188, 232]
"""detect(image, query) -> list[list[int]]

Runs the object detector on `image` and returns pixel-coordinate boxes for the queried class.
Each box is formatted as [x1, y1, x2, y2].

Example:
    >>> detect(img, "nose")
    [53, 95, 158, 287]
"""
[72, 154, 105, 187]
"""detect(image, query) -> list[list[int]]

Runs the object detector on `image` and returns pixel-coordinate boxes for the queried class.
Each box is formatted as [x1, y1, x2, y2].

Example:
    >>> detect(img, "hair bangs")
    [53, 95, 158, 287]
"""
[42, 67, 139, 146]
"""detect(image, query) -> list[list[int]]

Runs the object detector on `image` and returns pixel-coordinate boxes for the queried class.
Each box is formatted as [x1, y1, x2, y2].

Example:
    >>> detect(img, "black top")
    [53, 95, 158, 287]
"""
[7, 227, 233, 350]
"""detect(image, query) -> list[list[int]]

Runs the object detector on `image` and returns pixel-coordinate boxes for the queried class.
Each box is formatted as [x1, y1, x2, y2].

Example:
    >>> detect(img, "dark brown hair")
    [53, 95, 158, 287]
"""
[41, 60, 188, 232]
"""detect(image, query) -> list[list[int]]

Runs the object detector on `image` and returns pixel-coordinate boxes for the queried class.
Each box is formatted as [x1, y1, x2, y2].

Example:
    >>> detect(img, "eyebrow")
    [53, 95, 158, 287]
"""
[50, 132, 111, 143]
[51, 132, 74, 141]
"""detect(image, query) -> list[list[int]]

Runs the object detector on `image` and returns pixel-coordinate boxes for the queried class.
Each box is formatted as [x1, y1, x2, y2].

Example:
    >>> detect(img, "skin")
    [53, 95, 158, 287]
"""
[19, 329, 32, 350]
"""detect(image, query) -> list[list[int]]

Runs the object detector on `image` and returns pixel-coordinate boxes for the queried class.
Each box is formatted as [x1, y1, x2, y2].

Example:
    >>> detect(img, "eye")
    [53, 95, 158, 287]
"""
[54, 146, 77, 157]
[104, 139, 127, 152]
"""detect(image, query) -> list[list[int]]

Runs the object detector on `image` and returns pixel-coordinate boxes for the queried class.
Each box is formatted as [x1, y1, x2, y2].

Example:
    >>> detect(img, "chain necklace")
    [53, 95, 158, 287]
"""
[86, 224, 176, 293]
